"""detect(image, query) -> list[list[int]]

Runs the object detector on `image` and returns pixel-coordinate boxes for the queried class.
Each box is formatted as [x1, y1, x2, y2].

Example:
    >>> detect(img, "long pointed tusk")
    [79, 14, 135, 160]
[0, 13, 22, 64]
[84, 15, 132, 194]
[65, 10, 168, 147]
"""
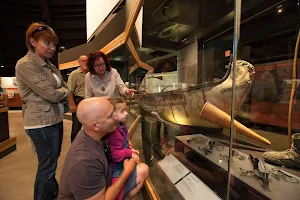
[200, 102, 271, 145]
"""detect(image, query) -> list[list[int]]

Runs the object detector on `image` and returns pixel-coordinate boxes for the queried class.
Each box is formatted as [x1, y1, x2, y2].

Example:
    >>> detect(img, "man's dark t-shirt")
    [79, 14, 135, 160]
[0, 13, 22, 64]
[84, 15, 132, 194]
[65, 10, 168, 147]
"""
[58, 130, 112, 200]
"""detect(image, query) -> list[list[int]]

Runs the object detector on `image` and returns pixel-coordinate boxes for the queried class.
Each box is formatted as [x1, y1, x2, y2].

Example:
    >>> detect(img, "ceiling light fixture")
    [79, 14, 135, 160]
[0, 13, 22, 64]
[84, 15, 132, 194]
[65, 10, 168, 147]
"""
[277, 5, 283, 13]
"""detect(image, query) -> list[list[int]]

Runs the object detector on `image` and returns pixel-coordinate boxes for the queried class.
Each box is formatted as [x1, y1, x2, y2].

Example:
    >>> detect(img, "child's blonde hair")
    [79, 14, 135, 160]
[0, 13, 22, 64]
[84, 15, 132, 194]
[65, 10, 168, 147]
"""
[108, 98, 126, 110]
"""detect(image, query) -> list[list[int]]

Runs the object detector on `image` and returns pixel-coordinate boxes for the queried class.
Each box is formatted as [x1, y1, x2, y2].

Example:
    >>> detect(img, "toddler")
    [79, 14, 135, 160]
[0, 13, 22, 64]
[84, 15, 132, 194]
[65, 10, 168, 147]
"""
[107, 98, 139, 200]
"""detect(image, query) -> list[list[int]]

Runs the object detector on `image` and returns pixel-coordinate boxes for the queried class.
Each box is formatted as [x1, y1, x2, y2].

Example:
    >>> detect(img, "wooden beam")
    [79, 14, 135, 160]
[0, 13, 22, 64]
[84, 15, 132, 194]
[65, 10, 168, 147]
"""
[59, 60, 78, 70]
[134, 25, 141, 47]
[124, 0, 144, 42]
[101, 32, 126, 55]
[59, 0, 144, 70]
[129, 63, 139, 75]
[144, 178, 160, 200]
[139, 62, 154, 71]
[0, 137, 16, 153]
[127, 38, 141, 63]
[0, 107, 9, 113]
[127, 38, 154, 73]
[128, 115, 141, 136]
[59, 32, 127, 70]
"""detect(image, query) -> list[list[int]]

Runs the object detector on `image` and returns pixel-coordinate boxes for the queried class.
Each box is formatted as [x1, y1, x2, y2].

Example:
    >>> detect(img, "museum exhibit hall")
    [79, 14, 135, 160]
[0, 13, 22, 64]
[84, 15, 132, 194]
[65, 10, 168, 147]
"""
[1, 0, 300, 200]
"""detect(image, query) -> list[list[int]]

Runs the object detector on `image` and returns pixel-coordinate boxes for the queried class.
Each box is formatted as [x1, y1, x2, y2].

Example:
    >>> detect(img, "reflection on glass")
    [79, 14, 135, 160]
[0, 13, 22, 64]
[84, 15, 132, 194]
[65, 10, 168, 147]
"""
[145, 71, 178, 93]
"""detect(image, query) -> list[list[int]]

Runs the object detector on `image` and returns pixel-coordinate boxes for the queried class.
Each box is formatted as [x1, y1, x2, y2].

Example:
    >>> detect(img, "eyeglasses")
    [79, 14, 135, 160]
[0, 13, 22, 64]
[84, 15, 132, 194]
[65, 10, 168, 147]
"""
[31, 25, 53, 37]
[94, 63, 106, 68]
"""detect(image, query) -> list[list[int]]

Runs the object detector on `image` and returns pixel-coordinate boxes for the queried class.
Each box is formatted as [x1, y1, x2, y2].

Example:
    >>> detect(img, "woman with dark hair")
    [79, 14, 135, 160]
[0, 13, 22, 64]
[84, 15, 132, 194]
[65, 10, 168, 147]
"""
[15, 22, 69, 200]
[85, 50, 135, 98]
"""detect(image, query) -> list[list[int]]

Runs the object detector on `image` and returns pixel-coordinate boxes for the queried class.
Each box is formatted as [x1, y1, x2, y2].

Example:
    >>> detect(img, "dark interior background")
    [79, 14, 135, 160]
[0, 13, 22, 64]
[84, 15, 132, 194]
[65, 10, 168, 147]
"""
[0, 0, 299, 78]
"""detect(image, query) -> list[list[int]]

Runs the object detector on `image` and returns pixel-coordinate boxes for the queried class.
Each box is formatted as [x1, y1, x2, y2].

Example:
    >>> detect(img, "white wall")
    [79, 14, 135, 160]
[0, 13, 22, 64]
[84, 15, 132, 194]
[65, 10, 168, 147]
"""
[0, 77, 18, 89]
[135, 6, 143, 46]
[86, 0, 120, 41]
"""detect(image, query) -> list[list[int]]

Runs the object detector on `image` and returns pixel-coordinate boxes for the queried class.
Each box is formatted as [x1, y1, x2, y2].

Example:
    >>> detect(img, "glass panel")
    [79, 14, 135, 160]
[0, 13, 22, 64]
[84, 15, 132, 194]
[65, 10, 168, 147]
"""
[108, 45, 130, 82]
[128, 1, 245, 199]
[230, 1, 300, 200]
[145, 71, 178, 93]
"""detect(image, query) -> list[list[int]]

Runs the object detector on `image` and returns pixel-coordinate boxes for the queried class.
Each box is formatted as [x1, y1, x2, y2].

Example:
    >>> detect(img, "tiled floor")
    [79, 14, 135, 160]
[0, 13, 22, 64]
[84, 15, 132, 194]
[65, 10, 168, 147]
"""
[0, 111, 144, 200]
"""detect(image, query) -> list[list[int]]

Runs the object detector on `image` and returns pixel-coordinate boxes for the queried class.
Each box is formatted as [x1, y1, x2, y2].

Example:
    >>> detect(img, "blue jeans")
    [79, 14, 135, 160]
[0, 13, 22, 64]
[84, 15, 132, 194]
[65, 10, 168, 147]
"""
[26, 122, 63, 200]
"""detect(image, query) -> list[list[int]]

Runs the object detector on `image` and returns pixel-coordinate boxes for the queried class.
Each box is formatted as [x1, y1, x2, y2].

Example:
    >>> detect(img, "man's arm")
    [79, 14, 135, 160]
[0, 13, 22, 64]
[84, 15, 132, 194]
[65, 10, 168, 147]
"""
[68, 92, 77, 112]
[87, 158, 136, 200]
[67, 72, 77, 112]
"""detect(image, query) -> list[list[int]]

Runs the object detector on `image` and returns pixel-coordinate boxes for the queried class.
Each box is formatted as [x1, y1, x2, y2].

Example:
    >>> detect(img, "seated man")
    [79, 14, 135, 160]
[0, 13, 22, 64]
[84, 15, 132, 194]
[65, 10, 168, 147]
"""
[58, 97, 148, 200]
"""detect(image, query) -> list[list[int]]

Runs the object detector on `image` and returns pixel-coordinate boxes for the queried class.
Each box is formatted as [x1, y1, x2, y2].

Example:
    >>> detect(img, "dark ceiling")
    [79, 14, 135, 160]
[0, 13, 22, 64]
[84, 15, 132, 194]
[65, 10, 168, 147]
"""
[0, 0, 299, 77]
[0, 0, 86, 76]
[141, 0, 299, 65]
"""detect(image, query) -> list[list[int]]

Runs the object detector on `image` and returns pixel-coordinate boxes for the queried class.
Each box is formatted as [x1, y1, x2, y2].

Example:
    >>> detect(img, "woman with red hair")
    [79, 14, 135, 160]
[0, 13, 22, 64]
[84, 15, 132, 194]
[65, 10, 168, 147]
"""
[15, 22, 69, 200]
[85, 50, 135, 99]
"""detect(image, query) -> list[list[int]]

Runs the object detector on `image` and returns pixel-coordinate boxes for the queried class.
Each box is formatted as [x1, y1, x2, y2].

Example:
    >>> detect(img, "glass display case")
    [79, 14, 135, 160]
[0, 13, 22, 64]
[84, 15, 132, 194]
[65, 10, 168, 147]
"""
[145, 71, 178, 93]
[128, 0, 300, 200]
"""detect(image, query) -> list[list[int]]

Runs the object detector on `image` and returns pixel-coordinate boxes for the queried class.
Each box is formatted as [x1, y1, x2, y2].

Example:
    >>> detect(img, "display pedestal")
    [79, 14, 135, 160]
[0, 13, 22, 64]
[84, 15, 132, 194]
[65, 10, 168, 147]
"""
[0, 107, 16, 159]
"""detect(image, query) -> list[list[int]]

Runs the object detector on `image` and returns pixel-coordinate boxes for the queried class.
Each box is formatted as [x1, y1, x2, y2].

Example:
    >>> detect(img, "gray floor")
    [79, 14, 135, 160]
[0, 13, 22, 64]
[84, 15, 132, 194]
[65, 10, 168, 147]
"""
[0, 111, 143, 200]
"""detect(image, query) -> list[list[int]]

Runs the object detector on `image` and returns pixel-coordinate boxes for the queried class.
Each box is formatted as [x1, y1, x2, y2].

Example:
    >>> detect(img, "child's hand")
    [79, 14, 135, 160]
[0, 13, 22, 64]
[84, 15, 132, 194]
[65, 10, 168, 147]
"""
[123, 158, 136, 175]
[132, 153, 140, 163]
[132, 148, 139, 155]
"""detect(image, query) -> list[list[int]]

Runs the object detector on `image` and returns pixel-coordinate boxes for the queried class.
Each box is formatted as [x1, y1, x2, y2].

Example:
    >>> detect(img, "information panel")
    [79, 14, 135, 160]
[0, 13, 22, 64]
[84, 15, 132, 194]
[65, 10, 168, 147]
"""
[175, 173, 221, 200]
[158, 154, 190, 184]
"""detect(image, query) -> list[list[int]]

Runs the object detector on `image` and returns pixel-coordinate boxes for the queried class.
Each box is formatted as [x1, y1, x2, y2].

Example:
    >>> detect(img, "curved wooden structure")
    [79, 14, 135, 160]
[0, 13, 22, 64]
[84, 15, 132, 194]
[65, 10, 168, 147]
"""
[59, 0, 153, 72]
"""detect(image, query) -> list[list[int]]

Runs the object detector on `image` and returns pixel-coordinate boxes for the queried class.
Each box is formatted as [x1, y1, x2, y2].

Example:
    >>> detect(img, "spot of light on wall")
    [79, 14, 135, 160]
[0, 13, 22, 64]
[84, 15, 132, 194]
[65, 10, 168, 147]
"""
[0, 66, 4, 68]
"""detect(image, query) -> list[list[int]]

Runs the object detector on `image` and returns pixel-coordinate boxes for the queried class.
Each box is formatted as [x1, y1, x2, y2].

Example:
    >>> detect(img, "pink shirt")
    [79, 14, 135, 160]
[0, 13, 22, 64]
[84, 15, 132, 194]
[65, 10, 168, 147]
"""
[107, 124, 132, 164]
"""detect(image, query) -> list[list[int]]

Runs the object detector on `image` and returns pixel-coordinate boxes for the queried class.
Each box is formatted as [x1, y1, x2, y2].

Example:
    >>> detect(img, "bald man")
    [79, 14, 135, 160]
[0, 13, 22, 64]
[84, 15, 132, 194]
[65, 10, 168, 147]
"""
[68, 55, 89, 142]
[58, 97, 137, 200]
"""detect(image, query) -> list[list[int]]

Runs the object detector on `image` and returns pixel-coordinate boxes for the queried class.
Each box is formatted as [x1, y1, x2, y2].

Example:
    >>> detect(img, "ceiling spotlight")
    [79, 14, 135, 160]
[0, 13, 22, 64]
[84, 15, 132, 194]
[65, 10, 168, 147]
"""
[0, 65, 4, 68]
[277, 5, 283, 13]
